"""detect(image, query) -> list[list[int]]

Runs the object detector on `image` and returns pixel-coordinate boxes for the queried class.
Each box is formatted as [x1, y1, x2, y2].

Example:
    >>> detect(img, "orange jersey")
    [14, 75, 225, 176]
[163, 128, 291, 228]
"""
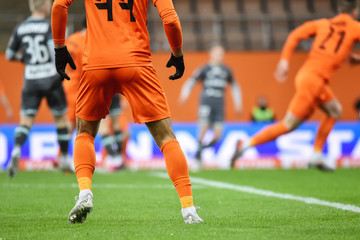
[66, 30, 86, 83]
[52, 0, 182, 70]
[281, 14, 360, 80]
[63, 30, 86, 125]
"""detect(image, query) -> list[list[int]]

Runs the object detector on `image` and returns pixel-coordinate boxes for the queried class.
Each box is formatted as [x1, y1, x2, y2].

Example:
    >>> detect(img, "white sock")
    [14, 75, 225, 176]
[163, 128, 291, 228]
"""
[241, 140, 251, 151]
[79, 189, 93, 199]
[11, 146, 21, 157]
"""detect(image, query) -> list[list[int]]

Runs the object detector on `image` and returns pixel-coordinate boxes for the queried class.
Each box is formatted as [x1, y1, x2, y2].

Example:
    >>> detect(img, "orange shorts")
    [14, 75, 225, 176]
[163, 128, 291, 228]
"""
[288, 70, 335, 120]
[76, 66, 171, 123]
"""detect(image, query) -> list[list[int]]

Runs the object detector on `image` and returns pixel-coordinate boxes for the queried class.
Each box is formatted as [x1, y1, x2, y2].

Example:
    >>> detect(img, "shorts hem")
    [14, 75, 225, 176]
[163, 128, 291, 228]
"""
[51, 107, 68, 117]
[134, 114, 171, 124]
[76, 113, 104, 122]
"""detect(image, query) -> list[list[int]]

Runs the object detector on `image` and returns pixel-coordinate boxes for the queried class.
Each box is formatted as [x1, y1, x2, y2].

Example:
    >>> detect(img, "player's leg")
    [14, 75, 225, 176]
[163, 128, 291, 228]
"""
[309, 87, 341, 171]
[315, 100, 341, 151]
[201, 104, 225, 149]
[121, 66, 203, 223]
[7, 115, 35, 178]
[7, 87, 40, 178]
[230, 111, 301, 167]
[209, 123, 223, 147]
[146, 118, 203, 223]
[68, 68, 115, 223]
[109, 94, 124, 153]
[98, 117, 118, 157]
[46, 81, 72, 171]
[67, 117, 99, 223]
[195, 105, 211, 161]
[54, 114, 73, 171]
[111, 115, 124, 154]
[98, 94, 122, 157]
[230, 79, 317, 168]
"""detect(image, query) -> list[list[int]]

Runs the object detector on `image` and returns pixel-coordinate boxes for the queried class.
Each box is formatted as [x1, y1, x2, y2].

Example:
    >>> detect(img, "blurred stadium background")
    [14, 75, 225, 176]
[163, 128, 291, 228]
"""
[0, 0, 359, 171]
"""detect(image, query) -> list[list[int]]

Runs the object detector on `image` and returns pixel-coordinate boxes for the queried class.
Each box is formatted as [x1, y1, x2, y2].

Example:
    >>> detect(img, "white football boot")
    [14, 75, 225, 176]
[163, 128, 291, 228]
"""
[7, 147, 21, 178]
[59, 154, 75, 173]
[181, 206, 204, 224]
[308, 152, 335, 172]
[68, 191, 93, 224]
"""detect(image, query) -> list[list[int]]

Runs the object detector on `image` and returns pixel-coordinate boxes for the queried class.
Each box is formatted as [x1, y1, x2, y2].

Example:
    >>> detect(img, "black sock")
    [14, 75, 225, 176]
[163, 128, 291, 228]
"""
[14, 125, 30, 147]
[101, 134, 118, 156]
[57, 127, 70, 155]
[114, 130, 124, 153]
[203, 139, 218, 149]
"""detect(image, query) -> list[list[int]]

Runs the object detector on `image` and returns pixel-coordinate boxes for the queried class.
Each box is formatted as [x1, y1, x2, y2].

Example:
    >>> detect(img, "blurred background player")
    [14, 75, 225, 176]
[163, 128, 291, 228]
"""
[251, 95, 275, 123]
[63, 18, 86, 134]
[52, 0, 203, 224]
[5, 0, 72, 177]
[231, 0, 360, 171]
[0, 80, 13, 121]
[98, 94, 126, 170]
[179, 44, 242, 168]
[64, 19, 125, 171]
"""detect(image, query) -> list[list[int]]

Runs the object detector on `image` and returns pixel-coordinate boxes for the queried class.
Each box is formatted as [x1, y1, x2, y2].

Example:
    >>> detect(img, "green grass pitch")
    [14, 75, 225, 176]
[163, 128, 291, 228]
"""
[1, 169, 359, 240]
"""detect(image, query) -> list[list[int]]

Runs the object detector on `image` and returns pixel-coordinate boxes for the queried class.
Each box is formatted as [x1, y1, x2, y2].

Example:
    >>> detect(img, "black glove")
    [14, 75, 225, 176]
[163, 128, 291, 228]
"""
[55, 46, 76, 81]
[166, 54, 184, 80]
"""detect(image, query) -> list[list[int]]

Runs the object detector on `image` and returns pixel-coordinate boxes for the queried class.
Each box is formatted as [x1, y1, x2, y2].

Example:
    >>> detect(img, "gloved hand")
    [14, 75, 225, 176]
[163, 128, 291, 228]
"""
[55, 46, 76, 81]
[166, 53, 184, 80]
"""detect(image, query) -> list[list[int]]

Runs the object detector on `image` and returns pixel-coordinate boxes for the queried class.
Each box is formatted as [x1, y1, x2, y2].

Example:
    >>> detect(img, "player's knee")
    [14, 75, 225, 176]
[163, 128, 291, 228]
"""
[76, 118, 100, 138]
[54, 114, 68, 128]
[19, 115, 35, 128]
[331, 103, 342, 119]
[154, 129, 176, 148]
[283, 112, 302, 132]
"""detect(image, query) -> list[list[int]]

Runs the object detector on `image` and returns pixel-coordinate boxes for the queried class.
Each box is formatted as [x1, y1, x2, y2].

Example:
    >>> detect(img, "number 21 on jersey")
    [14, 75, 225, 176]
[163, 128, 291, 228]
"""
[318, 25, 346, 53]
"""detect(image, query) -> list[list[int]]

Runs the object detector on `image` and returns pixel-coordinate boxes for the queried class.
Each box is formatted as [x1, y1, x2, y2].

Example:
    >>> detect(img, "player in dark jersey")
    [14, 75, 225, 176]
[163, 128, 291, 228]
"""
[5, 0, 72, 177]
[179, 44, 242, 169]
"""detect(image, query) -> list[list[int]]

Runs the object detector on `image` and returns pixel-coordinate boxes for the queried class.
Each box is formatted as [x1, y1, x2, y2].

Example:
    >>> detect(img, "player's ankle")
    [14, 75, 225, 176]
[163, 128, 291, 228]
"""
[79, 189, 93, 198]
[180, 196, 194, 209]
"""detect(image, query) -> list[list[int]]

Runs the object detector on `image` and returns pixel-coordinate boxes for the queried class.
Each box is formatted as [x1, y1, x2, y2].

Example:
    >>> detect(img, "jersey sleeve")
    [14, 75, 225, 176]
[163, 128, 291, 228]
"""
[7, 26, 21, 52]
[281, 20, 318, 61]
[226, 67, 234, 83]
[193, 65, 207, 81]
[153, 0, 182, 51]
[51, 0, 74, 44]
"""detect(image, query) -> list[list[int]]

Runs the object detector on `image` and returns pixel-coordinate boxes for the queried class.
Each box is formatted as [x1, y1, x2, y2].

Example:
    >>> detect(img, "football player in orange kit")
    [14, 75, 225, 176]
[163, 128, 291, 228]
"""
[64, 19, 125, 170]
[63, 19, 86, 132]
[51, 0, 203, 224]
[231, 0, 360, 171]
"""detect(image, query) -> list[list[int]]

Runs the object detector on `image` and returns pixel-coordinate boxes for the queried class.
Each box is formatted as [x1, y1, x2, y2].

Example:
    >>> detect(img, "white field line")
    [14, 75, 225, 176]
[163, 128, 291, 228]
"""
[1, 183, 205, 189]
[151, 172, 360, 213]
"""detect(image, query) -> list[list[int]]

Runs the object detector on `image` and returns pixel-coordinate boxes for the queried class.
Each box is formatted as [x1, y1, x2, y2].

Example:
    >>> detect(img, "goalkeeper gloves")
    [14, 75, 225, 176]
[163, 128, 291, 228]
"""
[55, 46, 76, 81]
[166, 53, 184, 80]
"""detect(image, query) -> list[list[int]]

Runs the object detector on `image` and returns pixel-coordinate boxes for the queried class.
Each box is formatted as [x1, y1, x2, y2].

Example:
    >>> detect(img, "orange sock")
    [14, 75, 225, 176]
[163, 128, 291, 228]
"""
[313, 117, 336, 152]
[161, 139, 193, 208]
[73, 133, 96, 191]
[250, 122, 289, 146]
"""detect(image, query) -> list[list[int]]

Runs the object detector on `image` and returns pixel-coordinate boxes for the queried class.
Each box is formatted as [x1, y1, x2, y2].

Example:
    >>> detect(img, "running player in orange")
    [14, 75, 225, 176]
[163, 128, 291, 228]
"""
[231, 0, 360, 171]
[63, 19, 86, 132]
[0, 80, 13, 120]
[65, 19, 125, 171]
[52, 0, 203, 224]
